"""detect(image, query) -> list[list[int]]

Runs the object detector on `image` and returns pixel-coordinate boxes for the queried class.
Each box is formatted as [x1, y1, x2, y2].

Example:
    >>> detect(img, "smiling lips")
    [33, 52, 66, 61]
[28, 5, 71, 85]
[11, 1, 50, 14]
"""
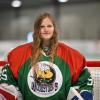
[43, 33, 50, 35]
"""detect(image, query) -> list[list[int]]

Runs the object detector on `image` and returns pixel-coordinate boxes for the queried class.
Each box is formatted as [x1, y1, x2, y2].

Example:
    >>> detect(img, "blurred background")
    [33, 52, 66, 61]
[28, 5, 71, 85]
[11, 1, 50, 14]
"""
[0, 0, 100, 60]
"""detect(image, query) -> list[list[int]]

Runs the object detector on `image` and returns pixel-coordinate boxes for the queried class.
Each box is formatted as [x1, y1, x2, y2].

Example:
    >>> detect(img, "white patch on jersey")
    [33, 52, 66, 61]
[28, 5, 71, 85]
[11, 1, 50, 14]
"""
[27, 61, 63, 98]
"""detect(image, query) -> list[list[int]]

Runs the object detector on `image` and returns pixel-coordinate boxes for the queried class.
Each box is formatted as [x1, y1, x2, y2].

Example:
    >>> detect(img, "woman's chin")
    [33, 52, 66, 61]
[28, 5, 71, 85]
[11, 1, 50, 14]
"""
[41, 37, 52, 41]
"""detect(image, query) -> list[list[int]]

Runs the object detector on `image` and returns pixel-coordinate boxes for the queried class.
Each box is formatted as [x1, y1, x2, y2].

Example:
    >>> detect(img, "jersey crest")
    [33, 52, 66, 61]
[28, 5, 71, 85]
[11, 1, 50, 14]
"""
[27, 61, 63, 97]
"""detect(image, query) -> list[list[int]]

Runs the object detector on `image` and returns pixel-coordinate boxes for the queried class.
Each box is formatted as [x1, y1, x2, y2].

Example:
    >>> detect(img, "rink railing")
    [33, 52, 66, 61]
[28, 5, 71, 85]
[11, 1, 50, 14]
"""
[0, 60, 100, 67]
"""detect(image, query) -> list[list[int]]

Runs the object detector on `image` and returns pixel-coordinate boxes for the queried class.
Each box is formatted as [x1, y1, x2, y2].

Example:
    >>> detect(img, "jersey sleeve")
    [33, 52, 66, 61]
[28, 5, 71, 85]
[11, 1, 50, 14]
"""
[57, 43, 93, 99]
[70, 56, 93, 100]
[72, 67, 93, 93]
[7, 42, 32, 80]
[68, 49, 94, 99]
[71, 65, 93, 100]
[0, 43, 32, 100]
[0, 64, 22, 100]
[0, 64, 17, 85]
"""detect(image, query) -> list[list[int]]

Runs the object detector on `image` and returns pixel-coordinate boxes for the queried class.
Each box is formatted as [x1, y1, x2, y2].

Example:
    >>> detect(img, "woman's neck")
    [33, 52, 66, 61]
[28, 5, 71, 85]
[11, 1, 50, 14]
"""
[42, 40, 51, 47]
[41, 40, 51, 55]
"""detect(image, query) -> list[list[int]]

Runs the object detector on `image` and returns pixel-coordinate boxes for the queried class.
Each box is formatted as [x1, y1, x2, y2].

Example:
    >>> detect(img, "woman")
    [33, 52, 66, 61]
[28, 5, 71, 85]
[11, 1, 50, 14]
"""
[0, 12, 93, 100]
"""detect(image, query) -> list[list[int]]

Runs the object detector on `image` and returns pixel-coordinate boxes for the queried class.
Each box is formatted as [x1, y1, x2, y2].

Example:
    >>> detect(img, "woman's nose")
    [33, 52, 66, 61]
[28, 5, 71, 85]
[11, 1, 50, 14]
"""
[44, 27, 48, 32]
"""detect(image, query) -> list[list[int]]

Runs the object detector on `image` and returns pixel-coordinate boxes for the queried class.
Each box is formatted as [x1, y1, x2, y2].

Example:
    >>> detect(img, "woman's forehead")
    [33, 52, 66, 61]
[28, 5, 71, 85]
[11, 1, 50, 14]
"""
[41, 17, 53, 24]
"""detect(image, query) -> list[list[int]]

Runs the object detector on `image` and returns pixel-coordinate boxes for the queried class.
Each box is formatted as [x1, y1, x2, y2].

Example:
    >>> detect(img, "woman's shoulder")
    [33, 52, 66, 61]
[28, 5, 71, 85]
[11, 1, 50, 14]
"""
[58, 41, 77, 51]
[9, 42, 32, 54]
[58, 41, 83, 57]
[8, 42, 32, 64]
[58, 41, 72, 49]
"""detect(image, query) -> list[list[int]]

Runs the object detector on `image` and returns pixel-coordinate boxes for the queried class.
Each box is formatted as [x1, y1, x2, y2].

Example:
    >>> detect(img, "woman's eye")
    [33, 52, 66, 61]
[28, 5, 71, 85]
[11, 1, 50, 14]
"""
[40, 26, 44, 28]
[40, 25, 53, 28]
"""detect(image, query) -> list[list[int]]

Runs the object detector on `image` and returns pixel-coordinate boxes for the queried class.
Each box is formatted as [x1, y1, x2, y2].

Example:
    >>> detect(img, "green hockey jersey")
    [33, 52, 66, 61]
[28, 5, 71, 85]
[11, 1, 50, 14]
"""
[0, 42, 93, 100]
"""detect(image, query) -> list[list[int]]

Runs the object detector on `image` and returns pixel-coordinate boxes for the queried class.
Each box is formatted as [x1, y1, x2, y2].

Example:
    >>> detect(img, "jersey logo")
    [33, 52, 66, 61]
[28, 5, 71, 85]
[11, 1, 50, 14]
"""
[27, 61, 63, 97]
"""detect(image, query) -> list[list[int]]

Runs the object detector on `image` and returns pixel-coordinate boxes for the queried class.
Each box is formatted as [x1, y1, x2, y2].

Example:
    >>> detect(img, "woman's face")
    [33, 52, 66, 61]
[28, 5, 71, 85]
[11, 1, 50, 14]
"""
[40, 17, 54, 41]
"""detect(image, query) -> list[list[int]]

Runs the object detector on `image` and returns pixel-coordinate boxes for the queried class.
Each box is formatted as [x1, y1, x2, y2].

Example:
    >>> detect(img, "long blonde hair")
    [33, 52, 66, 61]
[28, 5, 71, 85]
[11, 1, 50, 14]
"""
[31, 12, 58, 66]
